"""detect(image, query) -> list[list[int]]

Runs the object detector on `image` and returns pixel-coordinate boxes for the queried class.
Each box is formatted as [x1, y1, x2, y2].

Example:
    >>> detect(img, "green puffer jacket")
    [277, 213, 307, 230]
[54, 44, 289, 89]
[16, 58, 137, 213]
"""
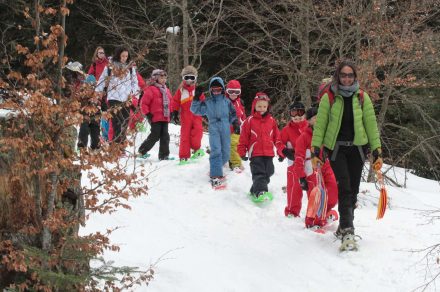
[311, 90, 381, 151]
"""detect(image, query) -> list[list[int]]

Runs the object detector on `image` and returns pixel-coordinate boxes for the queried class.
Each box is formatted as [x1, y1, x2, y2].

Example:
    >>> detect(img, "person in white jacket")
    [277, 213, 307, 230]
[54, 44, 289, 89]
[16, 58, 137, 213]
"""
[96, 46, 139, 144]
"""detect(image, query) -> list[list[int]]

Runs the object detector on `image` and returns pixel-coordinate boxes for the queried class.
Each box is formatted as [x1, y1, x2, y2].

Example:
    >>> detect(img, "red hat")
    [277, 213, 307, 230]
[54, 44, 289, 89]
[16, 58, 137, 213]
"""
[226, 80, 241, 89]
[254, 92, 270, 101]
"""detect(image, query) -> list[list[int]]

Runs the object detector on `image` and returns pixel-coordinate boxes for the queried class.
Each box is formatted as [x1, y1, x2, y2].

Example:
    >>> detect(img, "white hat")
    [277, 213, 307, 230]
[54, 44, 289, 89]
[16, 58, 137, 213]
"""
[65, 61, 84, 74]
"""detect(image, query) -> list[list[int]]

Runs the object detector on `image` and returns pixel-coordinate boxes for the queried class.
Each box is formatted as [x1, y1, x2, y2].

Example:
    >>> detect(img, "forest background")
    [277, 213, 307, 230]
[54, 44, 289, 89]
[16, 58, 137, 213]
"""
[1, 0, 439, 179]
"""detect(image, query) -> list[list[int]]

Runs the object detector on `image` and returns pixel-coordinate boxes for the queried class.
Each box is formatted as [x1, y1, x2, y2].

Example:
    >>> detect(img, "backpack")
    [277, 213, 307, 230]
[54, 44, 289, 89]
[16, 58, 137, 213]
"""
[317, 81, 364, 108]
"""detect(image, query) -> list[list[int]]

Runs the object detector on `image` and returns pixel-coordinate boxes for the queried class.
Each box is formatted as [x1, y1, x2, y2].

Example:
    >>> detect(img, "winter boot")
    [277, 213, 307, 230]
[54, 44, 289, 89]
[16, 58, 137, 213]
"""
[339, 227, 358, 251]
[211, 176, 226, 190]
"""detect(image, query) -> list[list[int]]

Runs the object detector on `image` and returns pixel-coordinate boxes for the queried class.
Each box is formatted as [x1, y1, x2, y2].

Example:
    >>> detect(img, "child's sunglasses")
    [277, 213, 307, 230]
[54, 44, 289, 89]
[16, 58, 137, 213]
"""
[226, 89, 241, 95]
[211, 86, 223, 94]
[290, 109, 305, 117]
[183, 75, 197, 81]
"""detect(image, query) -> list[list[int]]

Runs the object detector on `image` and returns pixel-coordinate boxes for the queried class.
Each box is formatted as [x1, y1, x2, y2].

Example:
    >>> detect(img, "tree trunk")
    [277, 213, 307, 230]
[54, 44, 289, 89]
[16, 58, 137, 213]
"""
[181, 0, 189, 67]
[299, 2, 311, 107]
[167, 30, 181, 93]
[57, 0, 67, 98]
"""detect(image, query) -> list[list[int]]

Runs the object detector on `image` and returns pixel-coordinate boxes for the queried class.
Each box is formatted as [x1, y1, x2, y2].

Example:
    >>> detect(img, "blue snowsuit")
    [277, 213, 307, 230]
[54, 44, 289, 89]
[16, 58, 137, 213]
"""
[191, 77, 237, 177]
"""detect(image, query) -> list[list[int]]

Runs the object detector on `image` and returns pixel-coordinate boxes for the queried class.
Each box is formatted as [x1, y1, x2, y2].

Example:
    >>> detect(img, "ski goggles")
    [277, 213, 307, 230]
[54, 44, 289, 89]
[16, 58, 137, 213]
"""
[226, 88, 241, 95]
[183, 75, 197, 81]
[290, 109, 305, 117]
[254, 94, 269, 100]
[211, 86, 223, 95]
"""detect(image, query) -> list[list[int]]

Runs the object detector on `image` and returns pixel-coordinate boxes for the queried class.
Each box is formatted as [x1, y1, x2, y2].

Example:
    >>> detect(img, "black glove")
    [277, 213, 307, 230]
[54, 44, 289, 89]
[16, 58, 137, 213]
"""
[146, 113, 153, 125]
[299, 177, 309, 191]
[194, 86, 204, 101]
[171, 110, 179, 124]
[278, 156, 285, 162]
[232, 121, 240, 134]
[241, 156, 248, 161]
[282, 148, 294, 160]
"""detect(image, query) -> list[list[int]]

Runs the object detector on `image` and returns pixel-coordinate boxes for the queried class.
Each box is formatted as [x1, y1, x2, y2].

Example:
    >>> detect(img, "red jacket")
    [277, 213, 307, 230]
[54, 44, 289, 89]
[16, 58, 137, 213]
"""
[237, 96, 283, 158]
[140, 84, 173, 123]
[280, 119, 308, 159]
[87, 58, 109, 80]
[172, 83, 195, 112]
[294, 126, 333, 179]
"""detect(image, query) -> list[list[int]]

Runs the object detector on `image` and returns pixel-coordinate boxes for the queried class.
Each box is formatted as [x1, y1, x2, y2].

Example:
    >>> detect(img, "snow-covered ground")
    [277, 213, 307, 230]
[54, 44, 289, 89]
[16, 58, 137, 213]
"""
[82, 124, 440, 292]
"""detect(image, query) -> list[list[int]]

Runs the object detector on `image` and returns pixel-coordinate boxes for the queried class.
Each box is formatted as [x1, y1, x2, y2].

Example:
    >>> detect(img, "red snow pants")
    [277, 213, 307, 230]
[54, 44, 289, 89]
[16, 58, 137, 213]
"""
[179, 110, 203, 159]
[285, 164, 304, 217]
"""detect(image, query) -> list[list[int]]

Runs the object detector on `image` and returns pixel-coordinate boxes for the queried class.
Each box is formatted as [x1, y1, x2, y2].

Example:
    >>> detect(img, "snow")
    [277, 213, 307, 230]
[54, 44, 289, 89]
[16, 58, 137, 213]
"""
[166, 26, 180, 35]
[0, 109, 17, 119]
[82, 124, 440, 292]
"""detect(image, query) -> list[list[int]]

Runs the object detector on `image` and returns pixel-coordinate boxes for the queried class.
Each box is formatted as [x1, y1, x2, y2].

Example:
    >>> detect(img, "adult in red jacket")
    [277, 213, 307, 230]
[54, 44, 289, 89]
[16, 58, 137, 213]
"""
[237, 93, 284, 197]
[138, 69, 174, 160]
[171, 65, 204, 163]
[79, 46, 109, 147]
[226, 80, 246, 171]
[280, 101, 308, 217]
[294, 107, 338, 227]
[87, 46, 109, 80]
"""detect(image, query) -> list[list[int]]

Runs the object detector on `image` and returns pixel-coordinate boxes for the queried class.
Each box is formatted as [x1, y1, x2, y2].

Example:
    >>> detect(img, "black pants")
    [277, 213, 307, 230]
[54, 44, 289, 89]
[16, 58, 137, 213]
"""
[330, 145, 364, 229]
[77, 117, 101, 149]
[138, 121, 170, 159]
[249, 156, 275, 195]
[108, 100, 130, 144]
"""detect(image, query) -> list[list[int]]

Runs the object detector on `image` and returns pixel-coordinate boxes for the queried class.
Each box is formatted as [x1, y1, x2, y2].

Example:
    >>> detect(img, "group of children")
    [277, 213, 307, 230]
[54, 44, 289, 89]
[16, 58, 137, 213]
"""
[68, 45, 339, 230]
[186, 75, 338, 230]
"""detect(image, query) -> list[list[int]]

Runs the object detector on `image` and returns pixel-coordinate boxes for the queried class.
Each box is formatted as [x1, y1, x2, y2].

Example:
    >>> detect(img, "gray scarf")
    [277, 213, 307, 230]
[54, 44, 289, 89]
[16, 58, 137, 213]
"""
[331, 81, 360, 98]
[154, 82, 170, 117]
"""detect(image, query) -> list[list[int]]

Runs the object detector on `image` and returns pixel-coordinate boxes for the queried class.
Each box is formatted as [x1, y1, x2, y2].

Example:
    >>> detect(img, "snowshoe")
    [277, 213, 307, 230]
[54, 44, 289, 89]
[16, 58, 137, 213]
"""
[178, 158, 191, 165]
[249, 191, 273, 203]
[190, 149, 205, 160]
[159, 156, 175, 161]
[136, 153, 150, 160]
[338, 227, 359, 252]
[306, 225, 326, 234]
[232, 165, 245, 173]
[211, 177, 227, 190]
[326, 209, 339, 223]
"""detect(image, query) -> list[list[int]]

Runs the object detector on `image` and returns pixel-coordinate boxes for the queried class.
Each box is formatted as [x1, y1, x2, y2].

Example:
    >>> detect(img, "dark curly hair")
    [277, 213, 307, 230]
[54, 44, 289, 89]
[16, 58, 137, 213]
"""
[112, 46, 131, 63]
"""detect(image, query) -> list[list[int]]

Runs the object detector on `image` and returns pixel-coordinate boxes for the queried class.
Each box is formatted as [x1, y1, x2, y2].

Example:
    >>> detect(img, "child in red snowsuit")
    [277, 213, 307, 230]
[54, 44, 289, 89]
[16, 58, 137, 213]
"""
[280, 102, 308, 217]
[294, 107, 338, 228]
[226, 80, 246, 172]
[237, 93, 284, 198]
[171, 65, 204, 163]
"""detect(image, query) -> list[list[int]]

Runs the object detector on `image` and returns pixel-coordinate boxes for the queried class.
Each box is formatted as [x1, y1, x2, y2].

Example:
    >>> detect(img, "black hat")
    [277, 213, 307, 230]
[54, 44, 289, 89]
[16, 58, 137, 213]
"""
[289, 101, 305, 111]
[306, 107, 318, 120]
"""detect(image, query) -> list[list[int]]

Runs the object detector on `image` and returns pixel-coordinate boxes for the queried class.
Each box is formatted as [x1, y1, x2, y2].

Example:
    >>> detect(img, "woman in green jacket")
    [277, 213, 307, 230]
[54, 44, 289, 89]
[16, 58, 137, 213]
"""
[311, 60, 383, 250]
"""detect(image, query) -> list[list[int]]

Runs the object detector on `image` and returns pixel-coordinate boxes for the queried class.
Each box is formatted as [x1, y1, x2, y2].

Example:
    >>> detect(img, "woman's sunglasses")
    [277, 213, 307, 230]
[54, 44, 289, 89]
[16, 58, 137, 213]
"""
[340, 72, 355, 79]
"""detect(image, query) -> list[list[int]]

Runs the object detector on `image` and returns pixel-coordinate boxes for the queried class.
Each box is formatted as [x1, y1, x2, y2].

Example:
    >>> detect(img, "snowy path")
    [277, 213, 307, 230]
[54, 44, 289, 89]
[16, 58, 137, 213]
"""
[83, 124, 440, 292]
